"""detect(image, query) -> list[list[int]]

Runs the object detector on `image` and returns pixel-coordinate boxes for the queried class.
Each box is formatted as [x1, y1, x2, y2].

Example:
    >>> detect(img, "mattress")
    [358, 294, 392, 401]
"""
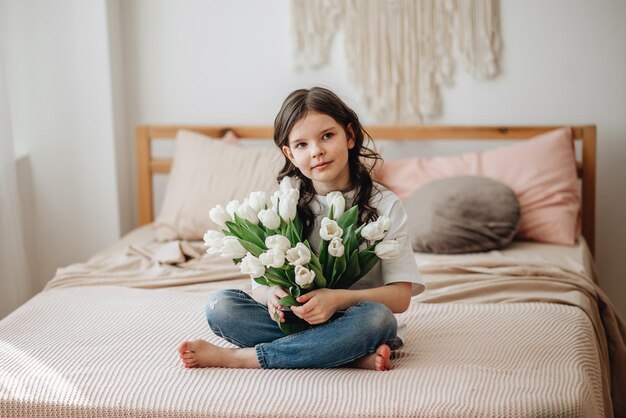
[1, 224, 624, 417]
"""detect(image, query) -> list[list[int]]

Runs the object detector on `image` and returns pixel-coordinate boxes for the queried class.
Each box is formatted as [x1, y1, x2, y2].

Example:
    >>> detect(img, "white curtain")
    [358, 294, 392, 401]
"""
[0, 48, 31, 319]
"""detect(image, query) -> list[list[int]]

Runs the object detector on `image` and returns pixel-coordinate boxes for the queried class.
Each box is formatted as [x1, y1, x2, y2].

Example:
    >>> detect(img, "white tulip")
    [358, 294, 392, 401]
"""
[374, 239, 401, 259]
[270, 190, 281, 211]
[294, 265, 315, 288]
[258, 209, 281, 230]
[285, 243, 311, 266]
[240, 252, 265, 278]
[326, 191, 345, 220]
[280, 176, 301, 193]
[259, 247, 286, 268]
[209, 205, 231, 229]
[226, 200, 241, 219]
[319, 217, 343, 241]
[282, 188, 299, 202]
[236, 200, 259, 224]
[361, 221, 386, 241]
[220, 236, 247, 259]
[279, 197, 298, 222]
[328, 237, 345, 257]
[265, 234, 292, 253]
[203, 230, 225, 254]
[378, 216, 392, 234]
[248, 191, 269, 212]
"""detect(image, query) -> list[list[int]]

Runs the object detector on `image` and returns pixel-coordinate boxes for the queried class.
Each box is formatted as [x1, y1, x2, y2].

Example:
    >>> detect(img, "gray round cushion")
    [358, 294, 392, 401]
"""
[405, 176, 521, 254]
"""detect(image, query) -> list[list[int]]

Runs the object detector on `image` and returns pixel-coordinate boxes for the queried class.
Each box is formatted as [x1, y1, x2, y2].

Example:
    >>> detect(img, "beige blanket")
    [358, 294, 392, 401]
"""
[31, 228, 625, 417]
[413, 256, 626, 418]
[0, 286, 612, 417]
[46, 228, 251, 293]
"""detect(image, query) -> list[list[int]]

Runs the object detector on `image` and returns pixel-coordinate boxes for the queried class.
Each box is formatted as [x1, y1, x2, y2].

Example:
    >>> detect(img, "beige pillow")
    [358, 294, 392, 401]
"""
[155, 130, 283, 241]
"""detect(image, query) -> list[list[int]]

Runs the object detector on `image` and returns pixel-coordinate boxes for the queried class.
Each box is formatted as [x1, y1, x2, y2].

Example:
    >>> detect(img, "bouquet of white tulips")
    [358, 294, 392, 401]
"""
[204, 177, 401, 334]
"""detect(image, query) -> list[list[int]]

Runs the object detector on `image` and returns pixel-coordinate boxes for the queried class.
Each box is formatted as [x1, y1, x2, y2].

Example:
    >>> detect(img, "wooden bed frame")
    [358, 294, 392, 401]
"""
[136, 125, 597, 254]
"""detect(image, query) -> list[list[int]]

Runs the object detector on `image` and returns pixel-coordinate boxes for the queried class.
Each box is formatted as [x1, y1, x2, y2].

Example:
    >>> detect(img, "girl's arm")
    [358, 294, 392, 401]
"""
[292, 282, 412, 325]
[334, 282, 412, 313]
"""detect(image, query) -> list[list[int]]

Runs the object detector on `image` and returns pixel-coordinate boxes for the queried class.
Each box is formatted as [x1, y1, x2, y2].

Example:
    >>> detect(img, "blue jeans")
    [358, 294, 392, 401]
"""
[205, 289, 402, 369]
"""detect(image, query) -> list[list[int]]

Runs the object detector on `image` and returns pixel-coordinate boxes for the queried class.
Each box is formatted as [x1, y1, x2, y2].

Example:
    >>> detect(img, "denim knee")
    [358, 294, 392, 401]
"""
[205, 289, 244, 333]
[356, 301, 397, 339]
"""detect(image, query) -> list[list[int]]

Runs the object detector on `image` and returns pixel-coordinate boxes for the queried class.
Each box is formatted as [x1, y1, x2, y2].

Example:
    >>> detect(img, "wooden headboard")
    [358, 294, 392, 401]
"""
[136, 125, 597, 254]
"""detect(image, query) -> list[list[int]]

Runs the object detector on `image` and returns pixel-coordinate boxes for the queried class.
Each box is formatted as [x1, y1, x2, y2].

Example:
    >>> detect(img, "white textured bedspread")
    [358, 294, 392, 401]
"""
[0, 285, 607, 418]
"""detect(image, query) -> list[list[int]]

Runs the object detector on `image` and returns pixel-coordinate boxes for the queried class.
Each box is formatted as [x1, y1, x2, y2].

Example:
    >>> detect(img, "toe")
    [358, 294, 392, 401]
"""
[178, 340, 190, 354]
[375, 356, 384, 371]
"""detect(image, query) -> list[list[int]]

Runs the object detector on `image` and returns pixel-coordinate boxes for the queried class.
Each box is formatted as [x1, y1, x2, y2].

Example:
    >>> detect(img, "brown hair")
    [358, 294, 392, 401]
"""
[273, 87, 383, 240]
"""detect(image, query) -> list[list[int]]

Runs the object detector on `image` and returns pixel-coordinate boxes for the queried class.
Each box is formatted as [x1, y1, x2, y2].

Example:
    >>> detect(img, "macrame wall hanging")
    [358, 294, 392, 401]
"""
[290, 0, 501, 123]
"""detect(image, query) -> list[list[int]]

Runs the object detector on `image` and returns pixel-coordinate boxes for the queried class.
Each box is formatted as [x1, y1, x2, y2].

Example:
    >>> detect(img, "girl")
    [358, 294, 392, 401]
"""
[178, 87, 424, 371]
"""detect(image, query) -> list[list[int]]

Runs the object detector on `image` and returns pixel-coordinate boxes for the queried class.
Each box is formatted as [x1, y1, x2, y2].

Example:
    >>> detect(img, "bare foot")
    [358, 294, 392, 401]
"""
[177, 339, 259, 369]
[350, 344, 393, 371]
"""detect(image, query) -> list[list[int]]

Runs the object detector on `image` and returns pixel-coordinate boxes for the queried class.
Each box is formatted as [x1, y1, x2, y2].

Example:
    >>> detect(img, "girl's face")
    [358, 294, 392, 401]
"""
[282, 111, 355, 196]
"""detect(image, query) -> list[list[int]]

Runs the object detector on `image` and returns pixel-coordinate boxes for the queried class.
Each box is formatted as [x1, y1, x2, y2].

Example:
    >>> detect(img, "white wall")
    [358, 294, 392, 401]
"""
[2, 0, 625, 318]
[2, 0, 121, 294]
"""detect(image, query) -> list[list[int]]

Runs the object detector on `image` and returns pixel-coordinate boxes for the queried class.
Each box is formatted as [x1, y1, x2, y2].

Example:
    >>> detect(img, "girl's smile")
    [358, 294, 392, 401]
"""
[282, 111, 355, 195]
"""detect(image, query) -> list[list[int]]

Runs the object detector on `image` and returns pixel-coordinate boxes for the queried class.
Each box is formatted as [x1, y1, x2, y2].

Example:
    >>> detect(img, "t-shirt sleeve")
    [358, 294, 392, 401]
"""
[379, 195, 425, 296]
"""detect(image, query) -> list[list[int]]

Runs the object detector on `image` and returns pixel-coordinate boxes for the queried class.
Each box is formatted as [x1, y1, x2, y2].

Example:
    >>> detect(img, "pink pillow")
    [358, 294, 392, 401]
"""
[372, 127, 580, 245]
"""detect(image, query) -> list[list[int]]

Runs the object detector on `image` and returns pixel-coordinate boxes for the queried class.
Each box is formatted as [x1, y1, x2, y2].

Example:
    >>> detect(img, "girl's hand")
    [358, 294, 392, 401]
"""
[267, 285, 289, 323]
[291, 288, 342, 325]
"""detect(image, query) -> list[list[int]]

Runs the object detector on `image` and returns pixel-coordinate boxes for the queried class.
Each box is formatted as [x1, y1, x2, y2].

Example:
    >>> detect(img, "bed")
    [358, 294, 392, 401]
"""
[1, 124, 624, 418]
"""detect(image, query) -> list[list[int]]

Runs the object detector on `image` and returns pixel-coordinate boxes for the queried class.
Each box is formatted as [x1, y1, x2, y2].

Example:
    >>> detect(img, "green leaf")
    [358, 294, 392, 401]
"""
[319, 239, 329, 271]
[346, 249, 361, 276]
[328, 204, 334, 220]
[293, 214, 304, 240]
[267, 267, 291, 283]
[324, 256, 336, 284]
[332, 256, 347, 287]
[291, 286, 301, 298]
[309, 263, 327, 288]
[286, 222, 299, 246]
[355, 223, 366, 241]
[303, 240, 322, 271]
[238, 228, 266, 251]
[278, 294, 301, 308]
[264, 269, 293, 288]
[224, 220, 243, 238]
[333, 249, 360, 289]
[243, 219, 267, 243]
[337, 205, 358, 230]
[263, 228, 279, 240]
[358, 250, 380, 278]
[232, 215, 266, 249]
[254, 276, 269, 286]
[238, 239, 265, 258]
[285, 268, 295, 283]
[275, 312, 311, 335]
[343, 224, 358, 257]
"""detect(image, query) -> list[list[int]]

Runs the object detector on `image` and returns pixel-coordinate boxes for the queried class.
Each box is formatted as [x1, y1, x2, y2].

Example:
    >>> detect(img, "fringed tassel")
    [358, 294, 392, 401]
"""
[290, 0, 343, 70]
[291, 0, 501, 123]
